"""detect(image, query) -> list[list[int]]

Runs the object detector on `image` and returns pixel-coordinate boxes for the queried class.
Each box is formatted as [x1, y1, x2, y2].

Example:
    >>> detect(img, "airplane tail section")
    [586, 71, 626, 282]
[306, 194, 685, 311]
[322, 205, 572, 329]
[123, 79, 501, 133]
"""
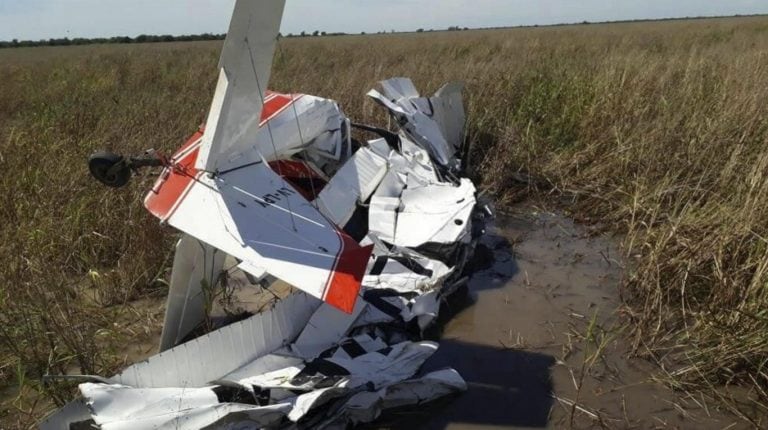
[145, 134, 371, 313]
[152, 0, 371, 313]
[196, 0, 286, 174]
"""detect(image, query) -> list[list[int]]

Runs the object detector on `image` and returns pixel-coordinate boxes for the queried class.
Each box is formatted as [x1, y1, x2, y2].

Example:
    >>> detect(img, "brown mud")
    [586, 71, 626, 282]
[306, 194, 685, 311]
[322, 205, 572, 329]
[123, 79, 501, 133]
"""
[377, 203, 745, 429]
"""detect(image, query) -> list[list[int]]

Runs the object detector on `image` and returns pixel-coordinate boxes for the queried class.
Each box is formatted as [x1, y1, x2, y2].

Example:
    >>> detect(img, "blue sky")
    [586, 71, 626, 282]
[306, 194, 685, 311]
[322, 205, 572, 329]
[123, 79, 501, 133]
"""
[1, 0, 767, 41]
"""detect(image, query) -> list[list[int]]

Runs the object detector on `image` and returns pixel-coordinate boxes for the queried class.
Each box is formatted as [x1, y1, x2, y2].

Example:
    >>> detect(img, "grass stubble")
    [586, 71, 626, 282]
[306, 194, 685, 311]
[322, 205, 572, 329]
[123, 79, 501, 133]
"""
[1, 16, 768, 428]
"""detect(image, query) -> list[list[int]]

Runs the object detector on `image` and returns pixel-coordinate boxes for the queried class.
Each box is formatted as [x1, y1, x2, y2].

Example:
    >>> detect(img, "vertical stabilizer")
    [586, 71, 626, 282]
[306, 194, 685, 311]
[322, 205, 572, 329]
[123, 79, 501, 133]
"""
[196, 0, 287, 173]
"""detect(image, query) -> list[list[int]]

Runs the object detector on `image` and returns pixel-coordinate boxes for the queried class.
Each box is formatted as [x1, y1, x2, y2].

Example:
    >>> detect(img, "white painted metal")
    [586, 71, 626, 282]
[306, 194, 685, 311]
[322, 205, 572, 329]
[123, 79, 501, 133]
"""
[113, 292, 320, 388]
[291, 298, 367, 359]
[368, 78, 466, 168]
[316, 146, 389, 226]
[80, 383, 290, 430]
[159, 234, 225, 351]
[394, 178, 476, 247]
[165, 164, 358, 304]
[196, 0, 287, 173]
[342, 369, 467, 425]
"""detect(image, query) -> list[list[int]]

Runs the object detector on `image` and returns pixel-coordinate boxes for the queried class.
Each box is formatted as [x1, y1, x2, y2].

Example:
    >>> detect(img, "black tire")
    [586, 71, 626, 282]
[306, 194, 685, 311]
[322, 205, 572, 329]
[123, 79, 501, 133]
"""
[88, 151, 131, 188]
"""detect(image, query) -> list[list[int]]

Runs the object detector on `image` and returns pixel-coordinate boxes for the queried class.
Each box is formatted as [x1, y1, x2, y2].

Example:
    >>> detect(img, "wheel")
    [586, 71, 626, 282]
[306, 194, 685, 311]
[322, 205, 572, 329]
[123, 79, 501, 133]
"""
[88, 151, 131, 188]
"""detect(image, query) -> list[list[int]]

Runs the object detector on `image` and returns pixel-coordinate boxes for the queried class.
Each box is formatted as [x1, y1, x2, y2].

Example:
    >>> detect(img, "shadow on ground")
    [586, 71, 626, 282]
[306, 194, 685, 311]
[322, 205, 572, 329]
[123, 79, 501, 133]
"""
[369, 232, 556, 429]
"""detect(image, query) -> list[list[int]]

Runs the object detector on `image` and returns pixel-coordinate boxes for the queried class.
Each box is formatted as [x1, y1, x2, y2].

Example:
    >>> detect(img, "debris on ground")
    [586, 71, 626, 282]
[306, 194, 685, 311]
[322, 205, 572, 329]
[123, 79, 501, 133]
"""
[41, 1, 491, 428]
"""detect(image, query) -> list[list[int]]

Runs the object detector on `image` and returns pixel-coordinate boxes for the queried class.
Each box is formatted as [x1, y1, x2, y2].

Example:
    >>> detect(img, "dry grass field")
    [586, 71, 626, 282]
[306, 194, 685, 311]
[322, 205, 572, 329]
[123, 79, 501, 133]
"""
[2, 15, 768, 427]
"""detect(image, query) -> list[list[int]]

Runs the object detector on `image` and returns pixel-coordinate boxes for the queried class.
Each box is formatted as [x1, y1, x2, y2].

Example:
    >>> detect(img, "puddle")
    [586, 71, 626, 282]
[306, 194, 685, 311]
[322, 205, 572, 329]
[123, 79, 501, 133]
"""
[373, 205, 743, 429]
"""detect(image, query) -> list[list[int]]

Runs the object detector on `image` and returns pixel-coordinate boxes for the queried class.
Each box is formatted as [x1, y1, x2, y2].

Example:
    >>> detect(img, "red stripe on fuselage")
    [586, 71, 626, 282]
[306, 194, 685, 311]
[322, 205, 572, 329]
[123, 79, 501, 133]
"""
[144, 131, 203, 221]
[260, 93, 302, 126]
[143, 92, 300, 222]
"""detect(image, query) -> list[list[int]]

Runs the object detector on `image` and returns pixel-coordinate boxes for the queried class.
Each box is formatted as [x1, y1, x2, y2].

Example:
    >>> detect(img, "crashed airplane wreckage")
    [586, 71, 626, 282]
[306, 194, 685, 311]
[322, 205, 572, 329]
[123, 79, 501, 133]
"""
[43, 1, 491, 429]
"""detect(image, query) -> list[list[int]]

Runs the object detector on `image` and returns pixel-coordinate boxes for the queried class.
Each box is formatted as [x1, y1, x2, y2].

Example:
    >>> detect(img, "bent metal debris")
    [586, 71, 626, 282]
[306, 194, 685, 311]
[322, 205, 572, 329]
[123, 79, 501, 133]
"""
[43, 1, 492, 428]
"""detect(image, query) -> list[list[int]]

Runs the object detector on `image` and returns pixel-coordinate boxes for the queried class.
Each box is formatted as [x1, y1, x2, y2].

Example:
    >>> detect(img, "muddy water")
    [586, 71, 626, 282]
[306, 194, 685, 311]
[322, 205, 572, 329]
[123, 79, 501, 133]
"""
[386, 206, 743, 429]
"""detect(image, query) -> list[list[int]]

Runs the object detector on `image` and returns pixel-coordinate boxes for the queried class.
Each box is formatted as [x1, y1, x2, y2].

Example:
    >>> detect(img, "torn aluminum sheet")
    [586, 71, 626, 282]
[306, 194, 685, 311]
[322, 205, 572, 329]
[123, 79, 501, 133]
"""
[78, 383, 291, 430]
[60, 0, 493, 427]
[368, 78, 466, 171]
[315, 144, 388, 227]
[370, 177, 477, 248]
[325, 368, 467, 426]
[43, 300, 459, 429]
[159, 234, 226, 351]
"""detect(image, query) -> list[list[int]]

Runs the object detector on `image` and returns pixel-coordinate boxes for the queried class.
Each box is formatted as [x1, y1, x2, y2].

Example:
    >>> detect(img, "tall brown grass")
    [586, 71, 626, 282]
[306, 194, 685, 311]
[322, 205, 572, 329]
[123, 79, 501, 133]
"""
[1, 16, 768, 427]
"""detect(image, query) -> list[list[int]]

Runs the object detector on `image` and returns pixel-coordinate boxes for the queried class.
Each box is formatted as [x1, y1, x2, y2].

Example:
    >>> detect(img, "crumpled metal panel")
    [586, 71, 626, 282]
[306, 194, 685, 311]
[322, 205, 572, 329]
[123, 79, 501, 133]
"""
[114, 292, 320, 388]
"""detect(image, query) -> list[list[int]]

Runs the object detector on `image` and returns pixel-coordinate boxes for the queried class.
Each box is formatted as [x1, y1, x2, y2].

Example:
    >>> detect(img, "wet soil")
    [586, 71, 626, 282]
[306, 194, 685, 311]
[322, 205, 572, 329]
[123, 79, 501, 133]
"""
[115, 273, 294, 365]
[383, 204, 745, 429]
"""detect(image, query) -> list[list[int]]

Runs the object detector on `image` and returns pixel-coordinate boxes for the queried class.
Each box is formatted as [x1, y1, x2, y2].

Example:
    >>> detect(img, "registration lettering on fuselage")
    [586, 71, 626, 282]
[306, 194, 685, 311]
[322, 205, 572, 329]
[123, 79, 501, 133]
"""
[256, 186, 296, 207]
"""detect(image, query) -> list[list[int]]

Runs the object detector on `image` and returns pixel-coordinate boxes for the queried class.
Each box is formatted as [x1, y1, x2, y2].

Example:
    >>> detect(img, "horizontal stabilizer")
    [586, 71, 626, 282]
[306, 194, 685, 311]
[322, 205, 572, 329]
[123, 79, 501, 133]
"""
[145, 136, 371, 313]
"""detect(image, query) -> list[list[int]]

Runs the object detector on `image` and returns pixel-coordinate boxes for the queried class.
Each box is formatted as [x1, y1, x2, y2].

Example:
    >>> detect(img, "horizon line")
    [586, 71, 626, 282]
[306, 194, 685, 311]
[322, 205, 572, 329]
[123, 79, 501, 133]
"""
[1, 12, 766, 45]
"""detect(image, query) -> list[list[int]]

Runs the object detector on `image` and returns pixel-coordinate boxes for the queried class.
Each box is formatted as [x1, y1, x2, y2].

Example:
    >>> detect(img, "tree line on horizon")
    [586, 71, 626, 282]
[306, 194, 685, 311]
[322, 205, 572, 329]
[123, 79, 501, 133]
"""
[0, 30, 356, 48]
[0, 33, 227, 49]
[0, 26, 503, 48]
[2, 14, 765, 49]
